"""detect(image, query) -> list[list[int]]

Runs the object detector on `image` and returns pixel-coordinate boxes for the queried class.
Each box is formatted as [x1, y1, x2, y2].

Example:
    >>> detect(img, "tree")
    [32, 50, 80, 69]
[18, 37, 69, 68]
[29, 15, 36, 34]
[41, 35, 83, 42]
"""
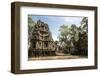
[70, 24, 79, 46]
[28, 16, 35, 36]
[58, 17, 88, 56]
[77, 17, 88, 55]
[58, 24, 79, 54]
[81, 17, 88, 32]
[28, 16, 35, 48]
[58, 25, 70, 48]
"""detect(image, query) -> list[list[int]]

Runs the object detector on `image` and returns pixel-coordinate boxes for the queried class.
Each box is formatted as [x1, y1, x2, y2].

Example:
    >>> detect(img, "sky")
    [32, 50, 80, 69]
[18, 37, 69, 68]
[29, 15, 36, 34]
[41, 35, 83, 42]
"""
[30, 15, 84, 41]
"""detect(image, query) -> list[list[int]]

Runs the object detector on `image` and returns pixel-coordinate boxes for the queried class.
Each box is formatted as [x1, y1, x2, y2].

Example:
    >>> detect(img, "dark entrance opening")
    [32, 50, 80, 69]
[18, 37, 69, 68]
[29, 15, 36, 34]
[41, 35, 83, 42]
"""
[33, 42, 36, 48]
[44, 42, 48, 48]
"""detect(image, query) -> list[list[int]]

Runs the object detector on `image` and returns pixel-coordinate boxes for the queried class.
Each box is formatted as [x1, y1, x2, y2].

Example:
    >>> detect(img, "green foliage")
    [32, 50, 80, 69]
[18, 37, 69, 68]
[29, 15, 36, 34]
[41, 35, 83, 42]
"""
[81, 17, 88, 32]
[28, 16, 36, 48]
[58, 25, 71, 47]
[58, 24, 79, 48]
[70, 24, 79, 42]
[58, 17, 88, 55]
[28, 16, 35, 36]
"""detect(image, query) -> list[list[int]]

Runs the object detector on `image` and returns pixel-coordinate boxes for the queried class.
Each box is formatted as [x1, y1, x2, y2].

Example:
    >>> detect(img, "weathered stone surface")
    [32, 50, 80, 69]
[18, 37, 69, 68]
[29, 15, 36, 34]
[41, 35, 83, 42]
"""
[28, 20, 58, 57]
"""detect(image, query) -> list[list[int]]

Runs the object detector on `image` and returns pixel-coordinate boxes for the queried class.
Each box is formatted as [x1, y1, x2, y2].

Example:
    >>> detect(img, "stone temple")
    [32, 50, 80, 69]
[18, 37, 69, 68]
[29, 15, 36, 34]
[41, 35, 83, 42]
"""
[28, 20, 59, 57]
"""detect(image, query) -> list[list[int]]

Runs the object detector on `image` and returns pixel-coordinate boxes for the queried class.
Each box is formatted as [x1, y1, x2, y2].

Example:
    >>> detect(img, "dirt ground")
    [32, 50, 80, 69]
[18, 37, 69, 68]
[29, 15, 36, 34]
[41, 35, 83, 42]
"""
[28, 55, 87, 61]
